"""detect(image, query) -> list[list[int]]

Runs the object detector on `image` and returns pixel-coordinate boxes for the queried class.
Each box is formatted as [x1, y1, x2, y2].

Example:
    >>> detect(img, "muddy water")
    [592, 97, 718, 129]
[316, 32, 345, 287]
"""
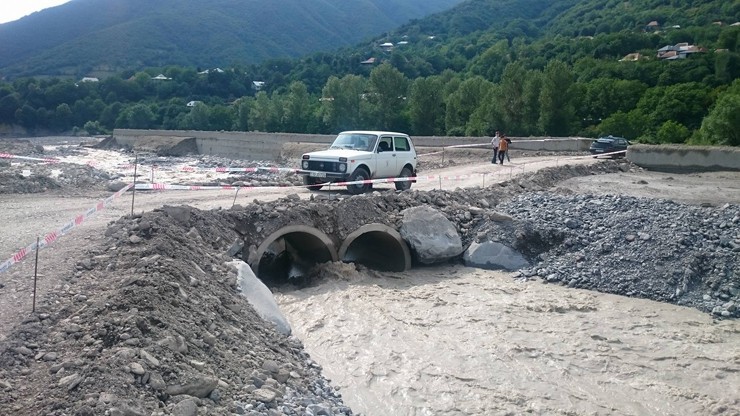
[275, 265, 740, 416]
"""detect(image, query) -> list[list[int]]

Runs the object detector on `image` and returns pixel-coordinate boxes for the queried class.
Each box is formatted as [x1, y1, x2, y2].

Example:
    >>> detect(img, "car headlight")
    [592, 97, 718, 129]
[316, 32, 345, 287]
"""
[339, 163, 347, 172]
[302, 160, 309, 169]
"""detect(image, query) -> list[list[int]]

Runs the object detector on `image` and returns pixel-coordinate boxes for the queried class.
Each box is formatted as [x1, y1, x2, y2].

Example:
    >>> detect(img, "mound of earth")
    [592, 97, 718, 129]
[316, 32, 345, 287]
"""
[0, 205, 350, 415]
[0, 162, 112, 195]
[0, 138, 45, 156]
[95, 136, 198, 157]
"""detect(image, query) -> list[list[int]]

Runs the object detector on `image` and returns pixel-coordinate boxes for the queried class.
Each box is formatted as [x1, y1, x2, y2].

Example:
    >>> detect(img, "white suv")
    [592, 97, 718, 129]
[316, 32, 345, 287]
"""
[297, 130, 418, 194]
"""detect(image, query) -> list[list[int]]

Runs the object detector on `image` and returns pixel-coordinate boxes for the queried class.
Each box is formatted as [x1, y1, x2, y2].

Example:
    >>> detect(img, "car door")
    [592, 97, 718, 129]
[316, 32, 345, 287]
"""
[375, 135, 396, 178]
[392, 136, 413, 174]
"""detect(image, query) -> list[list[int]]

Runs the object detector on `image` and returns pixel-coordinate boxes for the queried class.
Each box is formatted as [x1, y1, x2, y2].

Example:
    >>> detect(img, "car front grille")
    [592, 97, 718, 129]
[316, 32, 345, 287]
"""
[307, 160, 342, 172]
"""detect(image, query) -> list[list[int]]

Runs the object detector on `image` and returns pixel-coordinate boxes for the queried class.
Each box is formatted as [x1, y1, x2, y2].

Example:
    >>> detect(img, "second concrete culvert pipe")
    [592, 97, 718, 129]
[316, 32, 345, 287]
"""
[339, 223, 411, 272]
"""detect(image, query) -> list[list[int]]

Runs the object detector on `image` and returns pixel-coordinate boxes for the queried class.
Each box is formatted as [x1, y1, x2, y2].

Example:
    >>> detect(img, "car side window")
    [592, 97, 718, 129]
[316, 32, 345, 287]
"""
[393, 136, 410, 152]
[379, 136, 393, 152]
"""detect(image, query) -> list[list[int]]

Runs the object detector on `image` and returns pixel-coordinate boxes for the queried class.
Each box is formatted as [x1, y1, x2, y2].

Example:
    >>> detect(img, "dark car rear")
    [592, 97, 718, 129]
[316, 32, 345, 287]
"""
[589, 136, 629, 157]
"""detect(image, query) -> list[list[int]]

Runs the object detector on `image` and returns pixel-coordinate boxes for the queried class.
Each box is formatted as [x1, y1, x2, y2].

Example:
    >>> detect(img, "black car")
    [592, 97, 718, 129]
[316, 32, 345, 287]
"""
[589, 135, 630, 157]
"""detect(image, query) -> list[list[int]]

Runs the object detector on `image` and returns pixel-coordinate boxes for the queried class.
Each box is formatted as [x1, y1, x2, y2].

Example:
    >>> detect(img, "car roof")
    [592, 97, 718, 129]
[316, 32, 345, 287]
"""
[339, 130, 409, 136]
[596, 135, 626, 142]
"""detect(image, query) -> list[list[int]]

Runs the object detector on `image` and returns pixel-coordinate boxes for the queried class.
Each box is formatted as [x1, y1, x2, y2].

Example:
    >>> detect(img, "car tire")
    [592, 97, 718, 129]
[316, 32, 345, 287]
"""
[303, 176, 324, 191]
[395, 167, 413, 191]
[347, 168, 370, 195]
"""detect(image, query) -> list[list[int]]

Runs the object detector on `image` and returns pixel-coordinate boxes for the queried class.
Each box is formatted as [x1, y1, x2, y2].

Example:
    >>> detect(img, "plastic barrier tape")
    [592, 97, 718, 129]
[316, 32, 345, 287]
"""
[0, 183, 134, 274]
[0, 153, 60, 163]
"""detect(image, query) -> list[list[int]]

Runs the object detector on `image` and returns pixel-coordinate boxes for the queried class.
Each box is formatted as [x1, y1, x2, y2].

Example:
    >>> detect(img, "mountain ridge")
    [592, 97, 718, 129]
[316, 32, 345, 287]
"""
[0, 0, 464, 78]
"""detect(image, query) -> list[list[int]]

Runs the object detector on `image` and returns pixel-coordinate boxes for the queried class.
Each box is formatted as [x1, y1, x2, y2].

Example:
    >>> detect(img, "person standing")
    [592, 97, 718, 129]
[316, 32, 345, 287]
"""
[498, 133, 509, 165]
[505, 135, 512, 162]
[490, 131, 501, 164]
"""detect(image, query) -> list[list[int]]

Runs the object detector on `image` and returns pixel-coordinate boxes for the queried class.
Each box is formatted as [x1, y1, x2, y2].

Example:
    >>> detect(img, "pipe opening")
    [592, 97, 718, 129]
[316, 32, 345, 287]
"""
[340, 224, 411, 272]
[254, 227, 337, 287]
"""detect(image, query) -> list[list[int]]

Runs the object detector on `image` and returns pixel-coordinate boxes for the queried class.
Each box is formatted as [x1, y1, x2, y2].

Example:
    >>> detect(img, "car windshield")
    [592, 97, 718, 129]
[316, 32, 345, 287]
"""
[329, 133, 377, 151]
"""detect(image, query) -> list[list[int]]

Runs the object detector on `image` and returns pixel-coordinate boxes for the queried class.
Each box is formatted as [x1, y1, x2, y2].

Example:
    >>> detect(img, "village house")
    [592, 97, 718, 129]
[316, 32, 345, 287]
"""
[657, 42, 705, 60]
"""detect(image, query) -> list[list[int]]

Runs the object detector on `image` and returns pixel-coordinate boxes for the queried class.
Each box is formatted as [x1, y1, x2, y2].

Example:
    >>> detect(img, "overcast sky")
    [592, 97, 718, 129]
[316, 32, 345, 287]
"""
[0, 0, 71, 24]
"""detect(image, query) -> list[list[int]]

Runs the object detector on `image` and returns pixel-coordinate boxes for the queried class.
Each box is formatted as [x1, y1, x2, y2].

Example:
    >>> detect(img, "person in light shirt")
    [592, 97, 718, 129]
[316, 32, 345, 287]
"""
[490, 130, 501, 164]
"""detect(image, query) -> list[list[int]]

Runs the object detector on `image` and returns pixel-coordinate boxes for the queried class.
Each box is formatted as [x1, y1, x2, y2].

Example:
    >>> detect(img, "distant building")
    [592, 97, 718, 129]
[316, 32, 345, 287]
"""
[360, 57, 376, 65]
[152, 74, 171, 80]
[645, 20, 660, 31]
[379, 42, 394, 51]
[252, 81, 266, 91]
[198, 68, 225, 74]
[657, 42, 705, 60]
[186, 101, 202, 107]
[80, 77, 99, 83]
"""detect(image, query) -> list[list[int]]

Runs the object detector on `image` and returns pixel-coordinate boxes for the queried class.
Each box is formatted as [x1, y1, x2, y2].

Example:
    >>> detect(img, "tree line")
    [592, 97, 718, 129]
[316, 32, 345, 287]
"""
[0, 25, 738, 146]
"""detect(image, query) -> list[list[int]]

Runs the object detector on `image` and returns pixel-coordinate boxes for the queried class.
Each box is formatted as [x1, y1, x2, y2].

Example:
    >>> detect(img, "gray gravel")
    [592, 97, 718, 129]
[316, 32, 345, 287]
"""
[496, 192, 740, 318]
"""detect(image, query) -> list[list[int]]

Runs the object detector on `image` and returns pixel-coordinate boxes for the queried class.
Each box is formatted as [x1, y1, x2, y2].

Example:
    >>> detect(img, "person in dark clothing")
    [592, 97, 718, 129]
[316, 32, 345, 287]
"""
[498, 133, 509, 164]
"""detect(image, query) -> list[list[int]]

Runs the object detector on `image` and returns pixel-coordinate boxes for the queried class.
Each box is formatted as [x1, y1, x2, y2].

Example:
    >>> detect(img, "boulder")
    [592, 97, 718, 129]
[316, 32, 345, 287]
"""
[399, 206, 463, 265]
[228, 260, 292, 335]
[463, 241, 530, 271]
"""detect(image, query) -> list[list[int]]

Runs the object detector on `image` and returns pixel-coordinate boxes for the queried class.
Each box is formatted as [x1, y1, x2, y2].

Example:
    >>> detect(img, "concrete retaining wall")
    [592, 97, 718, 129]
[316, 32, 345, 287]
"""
[115, 129, 338, 161]
[627, 144, 740, 172]
[114, 130, 739, 171]
[113, 129, 592, 159]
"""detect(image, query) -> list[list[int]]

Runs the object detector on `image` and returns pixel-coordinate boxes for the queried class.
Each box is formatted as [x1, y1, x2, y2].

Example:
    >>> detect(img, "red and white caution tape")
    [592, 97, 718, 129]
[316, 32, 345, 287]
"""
[0, 183, 134, 274]
[0, 152, 60, 163]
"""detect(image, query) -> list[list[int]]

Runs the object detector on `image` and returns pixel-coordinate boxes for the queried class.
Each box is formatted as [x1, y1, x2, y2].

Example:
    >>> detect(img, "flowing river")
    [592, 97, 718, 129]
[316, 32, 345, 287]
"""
[276, 264, 740, 416]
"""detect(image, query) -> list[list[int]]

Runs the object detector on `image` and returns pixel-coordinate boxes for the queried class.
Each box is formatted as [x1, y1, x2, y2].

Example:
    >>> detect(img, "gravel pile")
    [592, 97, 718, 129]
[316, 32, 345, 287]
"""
[0, 162, 112, 194]
[496, 193, 739, 318]
[0, 206, 351, 415]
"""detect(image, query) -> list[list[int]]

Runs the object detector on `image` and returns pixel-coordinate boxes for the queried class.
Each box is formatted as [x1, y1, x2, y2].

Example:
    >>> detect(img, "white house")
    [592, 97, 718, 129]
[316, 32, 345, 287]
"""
[152, 74, 171, 80]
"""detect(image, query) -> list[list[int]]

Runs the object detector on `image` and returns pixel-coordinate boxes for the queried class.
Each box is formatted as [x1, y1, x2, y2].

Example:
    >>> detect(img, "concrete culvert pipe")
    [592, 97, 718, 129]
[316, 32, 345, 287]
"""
[339, 223, 411, 272]
[253, 226, 337, 286]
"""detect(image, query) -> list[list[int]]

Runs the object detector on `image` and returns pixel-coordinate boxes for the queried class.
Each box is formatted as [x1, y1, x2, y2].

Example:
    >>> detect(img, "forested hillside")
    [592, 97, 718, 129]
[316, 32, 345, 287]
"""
[0, 0, 464, 78]
[0, 0, 738, 145]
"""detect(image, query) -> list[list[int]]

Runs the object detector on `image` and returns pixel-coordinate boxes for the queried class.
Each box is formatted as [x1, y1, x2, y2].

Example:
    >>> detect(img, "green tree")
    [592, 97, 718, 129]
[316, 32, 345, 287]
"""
[209, 105, 233, 131]
[249, 91, 274, 132]
[538, 61, 576, 136]
[53, 103, 73, 132]
[521, 70, 543, 135]
[282, 81, 313, 133]
[498, 62, 527, 135]
[597, 109, 650, 141]
[408, 76, 445, 136]
[366, 63, 409, 131]
[445, 76, 494, 135]
[0, 93, 20, 124]
[656, 120, 690, 143]
[698, 81, 740, 145]
[117, 103, 155, 129]
[83, 120, 107, 135]
[468, 40, 511, 82]
[233, 97, 253, 131]
[187, 103, 211, 130]
[320, 75, 367, 132]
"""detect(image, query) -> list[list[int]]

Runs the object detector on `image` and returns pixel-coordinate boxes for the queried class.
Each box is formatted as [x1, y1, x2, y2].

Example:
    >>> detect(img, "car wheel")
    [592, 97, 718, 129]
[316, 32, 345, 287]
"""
[395, 167, 413, 191]
[303, 176, 324, 191]
[347, 168, 370, 195]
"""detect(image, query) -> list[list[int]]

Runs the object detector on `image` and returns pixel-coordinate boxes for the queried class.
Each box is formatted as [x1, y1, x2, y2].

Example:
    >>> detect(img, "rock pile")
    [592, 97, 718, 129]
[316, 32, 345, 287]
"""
[0, 162, 112, 195]
[496, 192, 739, 318]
